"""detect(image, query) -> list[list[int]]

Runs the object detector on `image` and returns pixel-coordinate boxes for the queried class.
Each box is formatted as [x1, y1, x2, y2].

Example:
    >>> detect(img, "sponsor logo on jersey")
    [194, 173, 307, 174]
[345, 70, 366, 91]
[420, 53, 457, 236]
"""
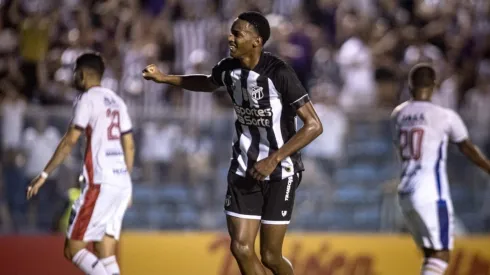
[250, 85, 264, 102]
[234, 104, 273, 128]
[281, 210, 288, 217]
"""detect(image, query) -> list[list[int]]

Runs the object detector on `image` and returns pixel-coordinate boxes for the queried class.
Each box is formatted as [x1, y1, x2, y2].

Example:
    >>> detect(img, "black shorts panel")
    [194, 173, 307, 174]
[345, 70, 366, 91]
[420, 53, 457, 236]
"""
[224, 172, 301, 223]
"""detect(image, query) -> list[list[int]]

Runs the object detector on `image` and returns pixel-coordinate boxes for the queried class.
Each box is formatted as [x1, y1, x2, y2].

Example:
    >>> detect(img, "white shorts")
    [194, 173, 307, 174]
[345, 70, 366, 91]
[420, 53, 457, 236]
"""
[67, 183, 131, 242]
[399, 197, 454, 250]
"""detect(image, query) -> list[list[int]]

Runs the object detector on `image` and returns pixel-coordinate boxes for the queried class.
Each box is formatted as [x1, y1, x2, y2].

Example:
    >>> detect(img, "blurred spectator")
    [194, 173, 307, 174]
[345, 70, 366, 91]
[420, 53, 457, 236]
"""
[460, 61, 490, 151]
[336, 13, 376, 111]
[304, 85, 347, 179]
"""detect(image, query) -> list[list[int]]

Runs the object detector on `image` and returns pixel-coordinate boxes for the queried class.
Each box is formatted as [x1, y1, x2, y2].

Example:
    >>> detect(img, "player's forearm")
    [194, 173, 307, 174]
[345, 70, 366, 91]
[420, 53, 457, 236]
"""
[157, 74, 216, 92]
[271, 120, 323, 163]
[460, 143, 490, 174]
[122, 135, 135, 173]
[42, 136, 76, 175]
[123, 148, 134, 174]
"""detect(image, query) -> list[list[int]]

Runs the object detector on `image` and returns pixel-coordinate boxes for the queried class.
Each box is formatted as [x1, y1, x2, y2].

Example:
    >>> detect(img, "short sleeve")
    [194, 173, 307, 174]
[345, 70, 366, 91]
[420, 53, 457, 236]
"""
[448, 110, 468, 143]
[72, 95, 92, 130]
[275, 64, 310, 110]
[210, 58, 232, 86]
[120, 104, 133, 134]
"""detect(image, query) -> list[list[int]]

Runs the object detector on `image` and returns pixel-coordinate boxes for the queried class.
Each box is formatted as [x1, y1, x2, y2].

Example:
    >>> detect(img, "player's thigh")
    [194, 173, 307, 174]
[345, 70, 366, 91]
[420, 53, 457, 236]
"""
[104, 187, 132, 242]
[261, 172, 301, 225]
[224, 172, 264, 220]
[401, 200, 454, 251]
[67, 184, 119, 243]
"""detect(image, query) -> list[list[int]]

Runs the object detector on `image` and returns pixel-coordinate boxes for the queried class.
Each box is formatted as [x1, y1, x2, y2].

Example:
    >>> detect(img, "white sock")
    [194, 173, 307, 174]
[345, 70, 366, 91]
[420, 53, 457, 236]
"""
[101, 255, 121, 275]
[72, 249, 108, 275]
[421, 258, 448, 275]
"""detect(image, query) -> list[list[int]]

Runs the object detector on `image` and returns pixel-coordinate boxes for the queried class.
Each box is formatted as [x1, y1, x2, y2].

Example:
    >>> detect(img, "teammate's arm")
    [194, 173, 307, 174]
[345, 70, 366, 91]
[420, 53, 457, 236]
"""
[457, 140, 490, 174]
[142, 64, 218, 92]
[121, 132, 135, 173]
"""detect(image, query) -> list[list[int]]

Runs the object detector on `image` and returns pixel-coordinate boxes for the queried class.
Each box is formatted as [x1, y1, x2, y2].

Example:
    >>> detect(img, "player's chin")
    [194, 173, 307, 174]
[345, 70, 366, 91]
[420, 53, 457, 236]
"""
[229, 50, 239, 58]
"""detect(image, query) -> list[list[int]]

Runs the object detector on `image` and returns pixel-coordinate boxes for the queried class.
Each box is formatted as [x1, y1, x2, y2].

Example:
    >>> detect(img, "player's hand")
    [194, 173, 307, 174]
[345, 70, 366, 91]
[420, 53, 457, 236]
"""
[142, 64, 165, 82]
[26, 175, 46, 200]
[249, 156, 279, 181]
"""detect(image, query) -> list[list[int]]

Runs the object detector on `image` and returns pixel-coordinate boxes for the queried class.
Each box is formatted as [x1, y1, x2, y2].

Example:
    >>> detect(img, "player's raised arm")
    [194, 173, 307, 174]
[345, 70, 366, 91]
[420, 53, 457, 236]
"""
[141, 64, 219, 92]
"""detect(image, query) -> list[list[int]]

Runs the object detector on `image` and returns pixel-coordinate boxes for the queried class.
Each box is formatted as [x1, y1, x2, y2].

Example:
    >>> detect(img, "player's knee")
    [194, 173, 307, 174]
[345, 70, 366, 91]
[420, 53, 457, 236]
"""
[230, 239, 255, 260]
[260, 248, 281, 269]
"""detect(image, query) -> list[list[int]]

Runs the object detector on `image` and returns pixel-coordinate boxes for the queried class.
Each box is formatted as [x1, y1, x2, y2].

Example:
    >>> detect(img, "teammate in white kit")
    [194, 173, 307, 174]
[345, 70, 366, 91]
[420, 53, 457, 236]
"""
[391, 63, 490, 275]
[27, 53, 135, 275]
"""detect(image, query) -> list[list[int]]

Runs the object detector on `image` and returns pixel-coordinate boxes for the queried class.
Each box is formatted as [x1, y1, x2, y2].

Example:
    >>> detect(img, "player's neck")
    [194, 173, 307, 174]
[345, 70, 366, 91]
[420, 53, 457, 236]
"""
[84, 81, 101, 91]
[413, 97, 431, 102]
[238, 51, 261, 70]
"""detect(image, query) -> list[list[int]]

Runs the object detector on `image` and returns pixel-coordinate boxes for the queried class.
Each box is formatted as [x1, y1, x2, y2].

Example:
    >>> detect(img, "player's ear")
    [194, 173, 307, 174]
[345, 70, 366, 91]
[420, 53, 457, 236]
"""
[253, 36, 262, 48]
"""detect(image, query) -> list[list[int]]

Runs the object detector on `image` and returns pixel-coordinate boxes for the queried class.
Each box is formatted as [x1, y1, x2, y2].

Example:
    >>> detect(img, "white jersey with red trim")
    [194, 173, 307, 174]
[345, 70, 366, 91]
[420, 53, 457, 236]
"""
[390, 101, 468, 204]
[72, 87, 132, 187]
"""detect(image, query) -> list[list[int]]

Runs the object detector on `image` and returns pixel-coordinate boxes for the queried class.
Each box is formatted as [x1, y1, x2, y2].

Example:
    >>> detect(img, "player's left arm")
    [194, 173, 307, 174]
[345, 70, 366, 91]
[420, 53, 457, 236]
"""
[449, 110, 490, 174]
[271, 103, 323, 163]
[249, 64, 323, 180]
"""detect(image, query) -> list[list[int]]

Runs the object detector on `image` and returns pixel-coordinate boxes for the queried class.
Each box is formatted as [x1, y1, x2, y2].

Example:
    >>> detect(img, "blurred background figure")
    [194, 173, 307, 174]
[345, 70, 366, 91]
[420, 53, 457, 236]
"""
[0, 0, 487, 238]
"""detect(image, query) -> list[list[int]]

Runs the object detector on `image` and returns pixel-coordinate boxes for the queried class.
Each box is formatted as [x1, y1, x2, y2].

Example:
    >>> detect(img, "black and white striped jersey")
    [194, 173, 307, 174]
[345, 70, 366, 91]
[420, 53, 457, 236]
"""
[211, 52, 310, 181]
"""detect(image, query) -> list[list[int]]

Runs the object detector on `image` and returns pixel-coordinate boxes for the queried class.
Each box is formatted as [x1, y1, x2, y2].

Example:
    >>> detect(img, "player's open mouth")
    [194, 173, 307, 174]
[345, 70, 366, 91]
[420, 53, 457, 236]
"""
[230, 45, 236, 52]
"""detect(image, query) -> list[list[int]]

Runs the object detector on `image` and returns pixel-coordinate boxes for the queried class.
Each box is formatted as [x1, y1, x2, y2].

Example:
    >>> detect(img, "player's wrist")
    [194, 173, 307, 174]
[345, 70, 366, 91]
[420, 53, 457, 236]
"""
[156, 73, 167, 83]
[40, 171, 49, 179]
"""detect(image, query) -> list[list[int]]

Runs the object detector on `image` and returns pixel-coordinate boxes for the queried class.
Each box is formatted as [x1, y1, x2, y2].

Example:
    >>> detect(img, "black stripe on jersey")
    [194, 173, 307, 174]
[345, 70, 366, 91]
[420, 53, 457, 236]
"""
[229, 119, 244, 173]
[256, 75, 282, 180]
[241, 70, 261, 174]
[224, 70, 235, 103]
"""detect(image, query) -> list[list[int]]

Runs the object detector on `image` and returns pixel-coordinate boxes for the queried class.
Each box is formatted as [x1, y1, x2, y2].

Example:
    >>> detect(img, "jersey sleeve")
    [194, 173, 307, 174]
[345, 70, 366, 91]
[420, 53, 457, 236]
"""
[275, 64, 310, 111]
[72, 95, 92, 130]
[210, 57, 233, 86]
[448, 110, 468, 143]
[119, 103, 133, 135]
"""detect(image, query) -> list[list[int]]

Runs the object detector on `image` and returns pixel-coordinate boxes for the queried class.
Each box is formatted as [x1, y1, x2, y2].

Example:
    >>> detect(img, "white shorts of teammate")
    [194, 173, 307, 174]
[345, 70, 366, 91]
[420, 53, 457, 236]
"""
[399, 196, 454, 250]
[67, 183, 131, 242]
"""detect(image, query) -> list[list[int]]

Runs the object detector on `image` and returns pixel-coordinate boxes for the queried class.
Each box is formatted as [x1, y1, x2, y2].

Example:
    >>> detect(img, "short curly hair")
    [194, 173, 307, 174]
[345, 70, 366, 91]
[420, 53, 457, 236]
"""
[238, 11, 270, 45]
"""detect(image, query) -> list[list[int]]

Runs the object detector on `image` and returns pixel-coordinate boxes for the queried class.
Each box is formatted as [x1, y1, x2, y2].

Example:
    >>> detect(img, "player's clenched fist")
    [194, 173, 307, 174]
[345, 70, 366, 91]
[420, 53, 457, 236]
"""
[142, 64, 165, 82]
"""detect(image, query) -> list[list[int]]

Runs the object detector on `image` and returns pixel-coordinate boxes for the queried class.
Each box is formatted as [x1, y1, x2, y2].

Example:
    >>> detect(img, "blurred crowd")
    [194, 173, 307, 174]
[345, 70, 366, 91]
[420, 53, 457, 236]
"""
[0, 0, 490, 233]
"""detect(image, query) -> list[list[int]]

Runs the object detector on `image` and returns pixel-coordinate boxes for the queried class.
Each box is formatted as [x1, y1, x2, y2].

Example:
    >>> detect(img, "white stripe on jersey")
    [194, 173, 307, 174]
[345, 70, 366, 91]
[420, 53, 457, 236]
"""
[269, 79, 294, 179]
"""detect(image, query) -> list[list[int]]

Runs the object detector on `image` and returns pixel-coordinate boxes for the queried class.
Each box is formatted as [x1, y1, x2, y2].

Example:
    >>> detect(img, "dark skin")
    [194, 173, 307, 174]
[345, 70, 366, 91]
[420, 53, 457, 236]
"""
[409, 83, 490, 264]
[26, 65, 135, 265]
[143, 18, 323, 275]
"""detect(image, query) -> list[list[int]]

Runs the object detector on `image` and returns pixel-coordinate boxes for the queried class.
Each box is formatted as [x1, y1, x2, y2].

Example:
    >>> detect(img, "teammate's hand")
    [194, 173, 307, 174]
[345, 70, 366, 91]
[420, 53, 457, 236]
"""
[26, 175, 46, 200]
[142, 64, 165, 82]
[249, 157, 279, 181]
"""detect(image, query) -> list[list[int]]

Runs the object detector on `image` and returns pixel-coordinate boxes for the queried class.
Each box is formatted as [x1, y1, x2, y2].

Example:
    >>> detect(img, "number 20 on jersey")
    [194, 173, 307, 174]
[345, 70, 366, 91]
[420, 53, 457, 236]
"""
[399, 128, 424, 160]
